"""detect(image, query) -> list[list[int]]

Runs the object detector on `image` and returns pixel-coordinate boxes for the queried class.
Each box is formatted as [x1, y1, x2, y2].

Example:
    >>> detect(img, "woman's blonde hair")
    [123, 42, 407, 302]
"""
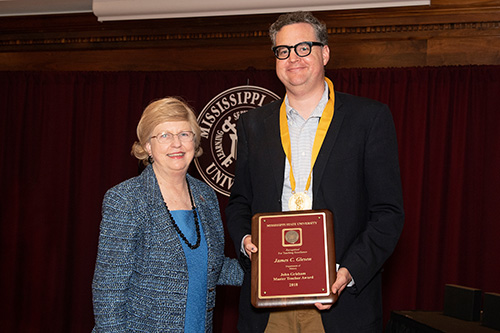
[131, 97, 203, 165]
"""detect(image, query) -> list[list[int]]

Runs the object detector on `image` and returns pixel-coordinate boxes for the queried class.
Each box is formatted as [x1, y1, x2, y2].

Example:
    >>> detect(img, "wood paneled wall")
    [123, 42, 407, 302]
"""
[1, 0, 499, 71]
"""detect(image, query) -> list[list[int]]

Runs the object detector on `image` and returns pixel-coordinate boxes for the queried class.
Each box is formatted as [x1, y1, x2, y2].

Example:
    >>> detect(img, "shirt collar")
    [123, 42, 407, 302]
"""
[285, 80, 329, 119]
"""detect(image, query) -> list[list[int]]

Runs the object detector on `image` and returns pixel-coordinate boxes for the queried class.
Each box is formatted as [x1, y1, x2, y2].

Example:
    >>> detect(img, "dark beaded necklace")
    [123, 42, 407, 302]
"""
[164, 178, 201, 250]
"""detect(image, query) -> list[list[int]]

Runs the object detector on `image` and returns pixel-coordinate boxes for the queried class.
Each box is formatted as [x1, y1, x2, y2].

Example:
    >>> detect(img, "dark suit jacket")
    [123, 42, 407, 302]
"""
[226, 90, 404, 332]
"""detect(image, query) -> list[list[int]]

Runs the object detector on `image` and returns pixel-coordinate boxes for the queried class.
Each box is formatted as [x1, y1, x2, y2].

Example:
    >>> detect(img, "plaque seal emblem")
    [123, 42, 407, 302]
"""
[285, 230, 299, 244]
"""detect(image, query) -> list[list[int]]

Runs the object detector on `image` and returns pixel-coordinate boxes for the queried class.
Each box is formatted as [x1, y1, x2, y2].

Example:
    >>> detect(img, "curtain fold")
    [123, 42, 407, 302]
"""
[1, 67, 499, 332]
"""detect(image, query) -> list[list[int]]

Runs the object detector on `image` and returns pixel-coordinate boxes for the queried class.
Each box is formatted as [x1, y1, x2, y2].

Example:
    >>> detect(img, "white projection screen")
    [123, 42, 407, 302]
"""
[93, 0, 430, 21]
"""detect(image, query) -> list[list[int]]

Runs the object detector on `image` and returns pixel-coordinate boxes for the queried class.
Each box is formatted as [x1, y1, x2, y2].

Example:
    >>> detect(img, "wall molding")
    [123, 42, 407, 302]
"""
[2, 20, 499, 51]
[1, 2, 499, 70]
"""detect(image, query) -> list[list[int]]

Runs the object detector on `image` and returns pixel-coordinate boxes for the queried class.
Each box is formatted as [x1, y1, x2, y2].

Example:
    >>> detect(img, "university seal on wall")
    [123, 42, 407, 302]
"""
[195, 85, 280, 196]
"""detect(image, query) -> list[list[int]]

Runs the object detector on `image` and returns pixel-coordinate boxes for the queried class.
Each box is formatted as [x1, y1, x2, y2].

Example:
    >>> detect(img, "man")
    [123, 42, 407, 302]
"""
[226, 11, 404, 332]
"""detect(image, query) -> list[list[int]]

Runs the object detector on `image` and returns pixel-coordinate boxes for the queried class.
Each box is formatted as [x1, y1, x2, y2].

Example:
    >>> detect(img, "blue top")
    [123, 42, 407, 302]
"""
[171, 209, 208, 333]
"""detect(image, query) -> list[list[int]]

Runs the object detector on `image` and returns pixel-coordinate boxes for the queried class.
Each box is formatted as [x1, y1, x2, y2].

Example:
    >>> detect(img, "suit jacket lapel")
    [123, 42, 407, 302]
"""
[264, 102, 286, 201]
[142, 165, 171, 232]
[313, 92, 345, 200]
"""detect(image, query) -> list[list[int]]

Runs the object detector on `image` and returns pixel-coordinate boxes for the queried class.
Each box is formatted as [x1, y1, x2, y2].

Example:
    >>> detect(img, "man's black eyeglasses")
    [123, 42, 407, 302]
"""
[272, 41, 324, 60]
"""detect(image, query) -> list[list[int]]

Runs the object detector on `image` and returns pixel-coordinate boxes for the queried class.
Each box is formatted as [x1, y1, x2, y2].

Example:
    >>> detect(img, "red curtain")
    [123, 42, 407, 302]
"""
[0, 67, 499, 332]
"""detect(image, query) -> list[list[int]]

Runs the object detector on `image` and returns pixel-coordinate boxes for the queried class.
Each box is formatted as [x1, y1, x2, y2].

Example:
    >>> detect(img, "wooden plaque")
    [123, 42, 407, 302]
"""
[251, 209, 337, 308]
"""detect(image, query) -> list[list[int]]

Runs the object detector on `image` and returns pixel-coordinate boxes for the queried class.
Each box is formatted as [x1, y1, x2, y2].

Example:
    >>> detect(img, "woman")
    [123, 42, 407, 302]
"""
[92, 97, 243, 332]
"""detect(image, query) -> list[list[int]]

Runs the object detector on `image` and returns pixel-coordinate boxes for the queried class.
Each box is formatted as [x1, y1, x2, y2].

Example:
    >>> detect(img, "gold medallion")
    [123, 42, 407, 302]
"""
[285, 230, 300, 244]
[288, 192, 312, 211]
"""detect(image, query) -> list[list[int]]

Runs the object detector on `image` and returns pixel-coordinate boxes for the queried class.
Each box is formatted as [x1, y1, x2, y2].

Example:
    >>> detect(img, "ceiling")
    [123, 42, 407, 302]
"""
[0, 0, 430, 20]
[0, 0, 92, 17]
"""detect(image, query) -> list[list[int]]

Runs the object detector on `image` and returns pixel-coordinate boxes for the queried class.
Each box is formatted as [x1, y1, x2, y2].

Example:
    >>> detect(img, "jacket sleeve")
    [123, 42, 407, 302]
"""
[92, 188, 140, 331]
[217, 257, 244, 286]
[340, 103, 404, 293]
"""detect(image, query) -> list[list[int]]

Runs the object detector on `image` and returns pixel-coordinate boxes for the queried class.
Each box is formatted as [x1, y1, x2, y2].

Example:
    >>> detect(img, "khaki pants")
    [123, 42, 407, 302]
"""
[264, 308, 325, 333]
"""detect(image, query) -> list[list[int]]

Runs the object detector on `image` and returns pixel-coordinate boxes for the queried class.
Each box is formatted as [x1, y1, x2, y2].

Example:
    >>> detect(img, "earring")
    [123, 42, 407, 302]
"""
[148, 155, 154, 164]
